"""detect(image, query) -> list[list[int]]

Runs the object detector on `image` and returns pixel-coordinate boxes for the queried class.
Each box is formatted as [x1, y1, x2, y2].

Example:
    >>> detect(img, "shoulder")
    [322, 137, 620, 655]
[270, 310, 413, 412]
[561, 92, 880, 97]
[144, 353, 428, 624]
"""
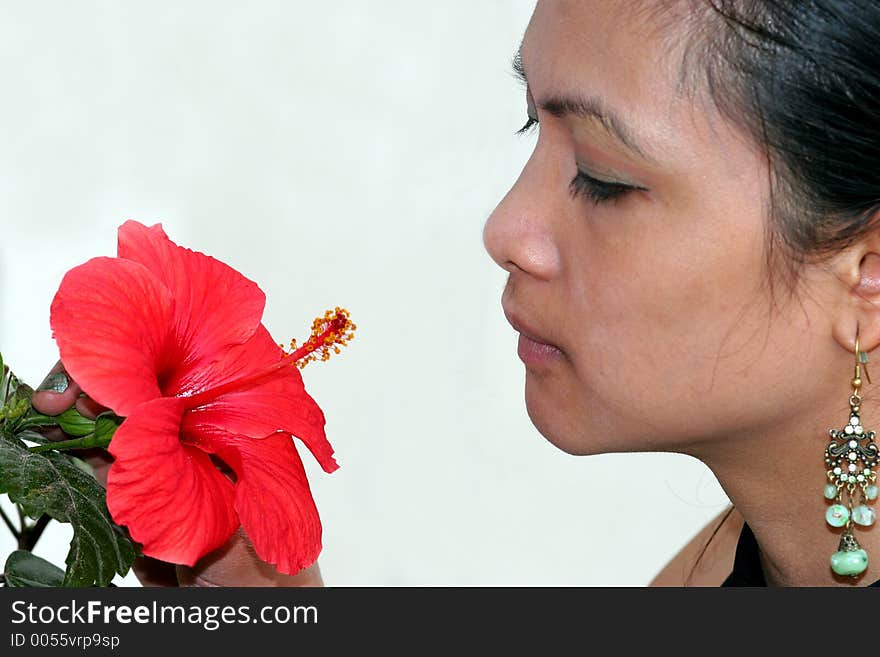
[648, 505, 744, 587]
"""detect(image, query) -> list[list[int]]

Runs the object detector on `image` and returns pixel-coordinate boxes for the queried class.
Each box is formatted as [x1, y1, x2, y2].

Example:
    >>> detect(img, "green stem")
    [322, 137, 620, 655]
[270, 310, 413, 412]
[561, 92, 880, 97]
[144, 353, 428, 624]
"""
[15, 413, 59, 431]
[28, 433, 111, 453]
[0, 505, 18, 538]
[18, 514, 51, 551]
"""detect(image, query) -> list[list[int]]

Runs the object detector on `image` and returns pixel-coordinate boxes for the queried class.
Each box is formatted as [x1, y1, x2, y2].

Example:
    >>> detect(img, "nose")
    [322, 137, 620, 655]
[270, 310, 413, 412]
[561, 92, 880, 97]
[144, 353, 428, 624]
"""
[482, 155, 561, 280]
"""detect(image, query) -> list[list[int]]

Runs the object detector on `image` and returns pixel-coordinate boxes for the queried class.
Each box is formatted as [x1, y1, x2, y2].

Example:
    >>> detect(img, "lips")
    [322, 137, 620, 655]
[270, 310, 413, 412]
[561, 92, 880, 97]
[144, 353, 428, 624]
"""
[503, 307, 565, 367]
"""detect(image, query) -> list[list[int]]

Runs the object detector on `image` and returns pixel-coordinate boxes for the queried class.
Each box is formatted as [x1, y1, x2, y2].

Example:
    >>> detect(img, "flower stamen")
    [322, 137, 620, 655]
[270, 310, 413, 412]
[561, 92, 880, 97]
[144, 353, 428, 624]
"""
[285, 307, 356, 369]
[185, 308, 356, 408]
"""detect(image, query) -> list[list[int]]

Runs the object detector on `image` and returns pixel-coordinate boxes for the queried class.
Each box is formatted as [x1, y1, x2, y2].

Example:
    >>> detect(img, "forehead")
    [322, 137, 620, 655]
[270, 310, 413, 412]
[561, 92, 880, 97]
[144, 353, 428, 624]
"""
[521, 0, 746, 171]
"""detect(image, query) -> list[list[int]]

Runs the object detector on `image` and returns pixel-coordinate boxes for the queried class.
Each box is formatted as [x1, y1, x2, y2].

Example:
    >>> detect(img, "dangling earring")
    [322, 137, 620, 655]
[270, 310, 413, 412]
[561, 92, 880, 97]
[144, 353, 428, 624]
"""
[824, 327, 879, 577]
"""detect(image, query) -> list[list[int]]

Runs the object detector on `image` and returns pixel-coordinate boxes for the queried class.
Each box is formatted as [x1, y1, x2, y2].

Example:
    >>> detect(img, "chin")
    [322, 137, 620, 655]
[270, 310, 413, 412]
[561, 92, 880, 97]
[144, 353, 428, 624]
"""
[523, 374, 605, 456]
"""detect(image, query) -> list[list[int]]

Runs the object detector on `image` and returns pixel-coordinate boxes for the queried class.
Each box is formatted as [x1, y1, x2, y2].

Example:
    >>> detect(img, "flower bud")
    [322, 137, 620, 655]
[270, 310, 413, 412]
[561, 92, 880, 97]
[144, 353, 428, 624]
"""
[57, 408, 95, 437]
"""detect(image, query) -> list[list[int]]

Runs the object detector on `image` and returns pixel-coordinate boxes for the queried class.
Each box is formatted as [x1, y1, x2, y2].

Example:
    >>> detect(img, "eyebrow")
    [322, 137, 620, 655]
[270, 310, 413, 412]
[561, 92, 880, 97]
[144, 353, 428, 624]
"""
[511, 46, 657, 164]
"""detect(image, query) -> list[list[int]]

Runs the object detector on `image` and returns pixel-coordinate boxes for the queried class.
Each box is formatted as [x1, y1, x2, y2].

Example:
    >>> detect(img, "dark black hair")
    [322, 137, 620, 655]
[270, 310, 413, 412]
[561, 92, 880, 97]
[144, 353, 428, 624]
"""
[672, 0, 880, 305]
[653, 1, 880, 583]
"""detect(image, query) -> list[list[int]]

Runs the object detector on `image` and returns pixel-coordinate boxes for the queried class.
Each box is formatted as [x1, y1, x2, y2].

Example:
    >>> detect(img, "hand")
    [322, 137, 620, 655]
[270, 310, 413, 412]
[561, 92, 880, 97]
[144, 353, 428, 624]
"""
[31, 361, 323, 587]
[32, 361, 113, 486]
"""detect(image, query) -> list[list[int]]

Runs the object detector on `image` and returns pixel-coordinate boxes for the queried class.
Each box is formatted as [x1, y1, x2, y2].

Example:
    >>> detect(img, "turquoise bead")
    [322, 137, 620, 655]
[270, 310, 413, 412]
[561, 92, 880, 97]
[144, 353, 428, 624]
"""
[853, 505, 876, 526]
[831, 549, 868, 576]
[866, 485, 878, 501]
[826, 504, 850, 527]
[824, 484, 838, 500]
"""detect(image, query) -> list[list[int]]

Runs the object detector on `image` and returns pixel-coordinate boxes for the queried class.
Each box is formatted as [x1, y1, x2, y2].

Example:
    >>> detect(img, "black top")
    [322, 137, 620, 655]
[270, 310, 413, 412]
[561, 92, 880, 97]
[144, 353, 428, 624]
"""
[720, 521, 880, 586]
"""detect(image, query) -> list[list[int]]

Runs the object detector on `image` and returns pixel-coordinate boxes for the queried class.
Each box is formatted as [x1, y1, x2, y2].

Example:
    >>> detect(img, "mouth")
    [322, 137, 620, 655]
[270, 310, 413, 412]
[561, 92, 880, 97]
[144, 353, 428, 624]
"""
[503, 307, 565, 368]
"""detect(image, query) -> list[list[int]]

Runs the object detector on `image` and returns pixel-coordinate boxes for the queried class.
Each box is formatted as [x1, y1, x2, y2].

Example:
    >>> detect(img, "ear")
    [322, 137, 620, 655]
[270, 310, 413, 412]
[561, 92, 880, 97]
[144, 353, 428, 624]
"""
[830, 228, 880, 355]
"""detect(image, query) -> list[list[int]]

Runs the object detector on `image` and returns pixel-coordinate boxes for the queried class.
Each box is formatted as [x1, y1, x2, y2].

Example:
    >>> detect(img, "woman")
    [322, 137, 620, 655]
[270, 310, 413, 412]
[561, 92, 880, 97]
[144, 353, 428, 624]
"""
[33, 0, 880, 586]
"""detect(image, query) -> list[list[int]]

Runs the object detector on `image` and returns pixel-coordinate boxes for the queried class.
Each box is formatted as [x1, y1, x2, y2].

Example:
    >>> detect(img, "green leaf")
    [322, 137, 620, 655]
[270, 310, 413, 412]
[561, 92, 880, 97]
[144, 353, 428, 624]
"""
[4, 368, 33, 409]
[4, 550, 65, 587]
[14, 411, 57, 432]
[0, 358, 34, 434]
[16, 430, 51, 445]
[69, 455, 95, 477]
[10, 380, 33, 407]
[94, 411, 122, 445]
[0, 436, 135, 586]
[56, 408, 95, 437]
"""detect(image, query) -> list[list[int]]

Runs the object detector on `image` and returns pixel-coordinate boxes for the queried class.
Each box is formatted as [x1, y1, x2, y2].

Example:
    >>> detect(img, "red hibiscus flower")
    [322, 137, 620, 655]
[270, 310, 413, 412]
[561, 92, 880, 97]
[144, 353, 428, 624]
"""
[49, 220, 354, 574]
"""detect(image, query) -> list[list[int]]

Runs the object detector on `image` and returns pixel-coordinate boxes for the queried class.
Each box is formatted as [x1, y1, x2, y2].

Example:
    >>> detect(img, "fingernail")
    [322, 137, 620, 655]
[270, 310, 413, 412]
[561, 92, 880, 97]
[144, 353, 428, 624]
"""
[37, 371, 69, 393]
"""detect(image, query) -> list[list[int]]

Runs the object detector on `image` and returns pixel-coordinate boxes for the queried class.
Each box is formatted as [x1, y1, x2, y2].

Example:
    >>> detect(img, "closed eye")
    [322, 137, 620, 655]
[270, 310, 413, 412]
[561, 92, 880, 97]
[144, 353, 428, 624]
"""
[514, 113, 646, 206]
[569, 169, 639, 205]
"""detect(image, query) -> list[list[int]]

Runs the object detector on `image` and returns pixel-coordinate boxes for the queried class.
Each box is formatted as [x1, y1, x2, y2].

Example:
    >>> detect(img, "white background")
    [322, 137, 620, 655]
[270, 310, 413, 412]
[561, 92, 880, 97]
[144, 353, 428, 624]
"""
[0, 1, 728, 586]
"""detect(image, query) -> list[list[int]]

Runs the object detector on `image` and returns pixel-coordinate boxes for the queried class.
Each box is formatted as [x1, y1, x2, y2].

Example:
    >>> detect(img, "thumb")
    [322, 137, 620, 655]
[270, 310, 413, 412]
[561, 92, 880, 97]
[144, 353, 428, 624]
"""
[31, 361, 82, 416]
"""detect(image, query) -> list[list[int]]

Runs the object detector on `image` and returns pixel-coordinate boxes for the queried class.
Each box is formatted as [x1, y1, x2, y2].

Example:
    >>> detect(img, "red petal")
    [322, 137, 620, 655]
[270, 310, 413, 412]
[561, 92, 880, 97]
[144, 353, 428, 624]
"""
[168, 322, 284, 403]
[116, 220, 267, 395]
[50, 257, 175, 416]
[182, 326, 338, 473]
[106, 397, 239, 566]
[200, 432, 324, 575]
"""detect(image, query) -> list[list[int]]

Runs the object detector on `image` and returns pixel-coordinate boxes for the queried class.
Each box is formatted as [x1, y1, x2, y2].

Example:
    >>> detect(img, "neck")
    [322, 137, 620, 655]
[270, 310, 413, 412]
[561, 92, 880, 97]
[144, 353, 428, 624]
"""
[689, 396, 880, 587]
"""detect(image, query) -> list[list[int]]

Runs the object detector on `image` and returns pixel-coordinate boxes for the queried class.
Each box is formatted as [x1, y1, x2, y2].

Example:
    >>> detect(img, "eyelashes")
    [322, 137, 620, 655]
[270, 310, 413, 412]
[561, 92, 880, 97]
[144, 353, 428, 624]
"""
[568, 169, 632, 204]
[514, 114, 638, 205]
[516, 116, 538, 136]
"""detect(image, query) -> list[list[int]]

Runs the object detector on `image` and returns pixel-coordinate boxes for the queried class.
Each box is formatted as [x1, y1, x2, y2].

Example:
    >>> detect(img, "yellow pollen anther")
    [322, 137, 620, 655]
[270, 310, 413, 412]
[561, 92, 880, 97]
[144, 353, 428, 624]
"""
[283, 307, 356, 369]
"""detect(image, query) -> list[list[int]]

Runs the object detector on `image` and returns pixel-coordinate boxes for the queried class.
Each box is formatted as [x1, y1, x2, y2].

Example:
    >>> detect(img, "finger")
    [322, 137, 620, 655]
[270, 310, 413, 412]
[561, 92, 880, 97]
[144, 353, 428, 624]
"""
[31, 361, 82, 416]
[36, 426, 66, 442]
[175, 527, 324, 587]
[75, 395, 109, 420]
[31, 362, 113, 482]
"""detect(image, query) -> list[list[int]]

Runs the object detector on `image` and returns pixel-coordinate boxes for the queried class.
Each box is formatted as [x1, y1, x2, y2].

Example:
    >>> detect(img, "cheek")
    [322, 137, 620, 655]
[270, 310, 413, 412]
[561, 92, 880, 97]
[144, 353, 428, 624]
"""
[554, 201, 771, 448]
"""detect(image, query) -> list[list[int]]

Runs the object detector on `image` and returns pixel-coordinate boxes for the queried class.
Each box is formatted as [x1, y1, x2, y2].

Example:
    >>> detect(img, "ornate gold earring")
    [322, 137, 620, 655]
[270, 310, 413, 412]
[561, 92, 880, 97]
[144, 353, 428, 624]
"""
[824, 328, 879, 577]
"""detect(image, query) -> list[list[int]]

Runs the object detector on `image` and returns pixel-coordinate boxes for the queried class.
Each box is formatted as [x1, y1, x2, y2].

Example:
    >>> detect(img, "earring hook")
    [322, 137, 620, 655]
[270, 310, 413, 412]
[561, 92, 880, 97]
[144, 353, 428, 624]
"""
[855, 325, 871, 386]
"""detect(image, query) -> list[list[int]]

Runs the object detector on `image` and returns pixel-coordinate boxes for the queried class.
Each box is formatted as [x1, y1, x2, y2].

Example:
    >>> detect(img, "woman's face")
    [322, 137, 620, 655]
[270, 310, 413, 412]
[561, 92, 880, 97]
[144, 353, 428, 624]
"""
[483, 0, 842, 458]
